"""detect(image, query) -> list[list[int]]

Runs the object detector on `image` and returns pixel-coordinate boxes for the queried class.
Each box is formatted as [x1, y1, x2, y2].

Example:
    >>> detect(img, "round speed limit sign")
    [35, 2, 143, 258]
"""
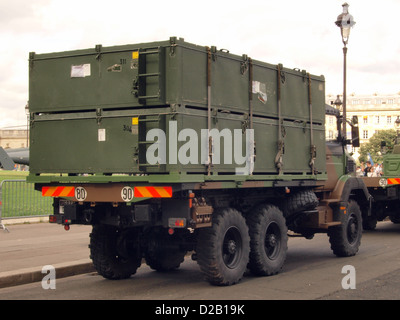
[121, 186, 134, 202]
[75, 187, 87, 201]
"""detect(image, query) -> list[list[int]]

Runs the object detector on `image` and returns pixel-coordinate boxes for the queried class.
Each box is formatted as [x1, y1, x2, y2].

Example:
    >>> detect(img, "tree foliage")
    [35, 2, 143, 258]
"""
[358, 129, 397, 164]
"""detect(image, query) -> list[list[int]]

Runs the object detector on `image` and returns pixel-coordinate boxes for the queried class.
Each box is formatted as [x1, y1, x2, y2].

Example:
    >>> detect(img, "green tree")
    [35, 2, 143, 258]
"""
[359, 129, 397, 164]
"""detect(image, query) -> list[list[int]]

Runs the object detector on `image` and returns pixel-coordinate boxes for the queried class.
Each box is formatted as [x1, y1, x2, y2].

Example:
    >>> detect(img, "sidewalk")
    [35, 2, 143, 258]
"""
[0, 221, 95, 288]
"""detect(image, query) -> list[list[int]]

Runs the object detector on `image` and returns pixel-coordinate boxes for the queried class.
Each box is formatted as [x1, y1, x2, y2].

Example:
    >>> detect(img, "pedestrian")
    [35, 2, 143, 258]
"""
[375, 163, 382, 176]
[364, 161, 372, 176]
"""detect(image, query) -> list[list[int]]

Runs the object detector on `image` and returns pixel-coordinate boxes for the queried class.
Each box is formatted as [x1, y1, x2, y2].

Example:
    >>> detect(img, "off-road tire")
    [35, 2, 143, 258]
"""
[144, 228, 187, 272]
[328, 200, 362, 257]
[362, 215, 377, 230]
[246, 205, 288, 276]
[196, 208, 250, 286]
[282, 190, 319, 218]
[89, 225, 142, 280]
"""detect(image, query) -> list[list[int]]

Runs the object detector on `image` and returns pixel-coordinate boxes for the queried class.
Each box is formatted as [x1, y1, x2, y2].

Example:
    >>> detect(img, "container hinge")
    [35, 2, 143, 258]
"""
[96, 108, 102, 125]
[241, 113, 249, 133]
[207, 136, 214, 176]
[240, 54, 249, 75]
[95, 44, 102, 60]
[275, 139, 285, 174]
[210, 46, 218, 61]
[309, 144, 317, 174]
[169, 36, 177, 56]
[29, 52, 35, 71]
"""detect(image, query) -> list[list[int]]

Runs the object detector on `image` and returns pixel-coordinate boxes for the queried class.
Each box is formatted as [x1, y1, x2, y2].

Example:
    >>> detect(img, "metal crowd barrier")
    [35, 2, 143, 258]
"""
[0, 179, 53, 232]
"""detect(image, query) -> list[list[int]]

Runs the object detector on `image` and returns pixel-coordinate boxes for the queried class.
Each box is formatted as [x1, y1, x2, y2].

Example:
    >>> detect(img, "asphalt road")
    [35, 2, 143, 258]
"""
[0, 221, 400, 302]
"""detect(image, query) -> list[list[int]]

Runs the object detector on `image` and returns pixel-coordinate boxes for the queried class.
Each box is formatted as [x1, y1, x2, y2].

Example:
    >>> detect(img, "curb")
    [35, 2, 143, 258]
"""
[0, 253, 194, 289]
[0, 259, 95, 289]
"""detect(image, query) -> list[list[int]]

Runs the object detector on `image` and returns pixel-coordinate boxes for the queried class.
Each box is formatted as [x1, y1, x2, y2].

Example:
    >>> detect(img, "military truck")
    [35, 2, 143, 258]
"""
[360, 145, 400, 230]
[27, 37, 370, 286]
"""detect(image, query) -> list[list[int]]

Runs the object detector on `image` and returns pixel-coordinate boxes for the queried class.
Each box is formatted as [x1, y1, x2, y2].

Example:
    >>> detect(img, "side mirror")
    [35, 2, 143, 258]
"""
[351, 125, 360, 148]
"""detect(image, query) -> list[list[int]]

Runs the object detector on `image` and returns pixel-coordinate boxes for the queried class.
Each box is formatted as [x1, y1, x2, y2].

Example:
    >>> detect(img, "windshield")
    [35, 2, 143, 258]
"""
[326, 114, 339, 142]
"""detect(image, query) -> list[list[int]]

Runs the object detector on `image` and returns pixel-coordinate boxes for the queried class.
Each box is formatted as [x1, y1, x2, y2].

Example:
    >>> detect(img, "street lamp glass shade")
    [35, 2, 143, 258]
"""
[335, 3, 356, 44]
[395, 116, 400, 129]
[334, 95, 342, 109]
[341, 26, 351, 40]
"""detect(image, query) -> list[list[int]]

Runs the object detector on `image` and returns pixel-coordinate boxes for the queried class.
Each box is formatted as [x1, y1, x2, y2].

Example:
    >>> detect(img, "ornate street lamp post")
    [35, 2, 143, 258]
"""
[335, 3, 356, 139]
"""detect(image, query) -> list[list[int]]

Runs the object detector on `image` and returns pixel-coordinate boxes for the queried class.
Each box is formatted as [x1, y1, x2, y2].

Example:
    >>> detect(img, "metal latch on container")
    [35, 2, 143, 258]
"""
[240, 54, 249, 75]
[169, 36, 177, 56]
[96, 108, 102, 125]
[95, 44, 102, 60]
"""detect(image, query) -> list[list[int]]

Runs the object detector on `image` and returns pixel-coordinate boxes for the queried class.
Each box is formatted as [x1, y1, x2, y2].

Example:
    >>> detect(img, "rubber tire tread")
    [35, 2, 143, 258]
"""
[145, 229, 187, 272]
[328, 200, 362, 257]
[282, 190, 319, 218]
[196, 208, 250, 286]
[89, 225, 141, 280]
[246, 205, 288, 276]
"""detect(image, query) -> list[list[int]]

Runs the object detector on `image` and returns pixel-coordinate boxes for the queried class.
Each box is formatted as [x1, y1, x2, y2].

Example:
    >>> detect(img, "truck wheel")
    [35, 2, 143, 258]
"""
[281, 189, 319, 218]
[89, 225, 142, 280]
[328, 200, 362, 257]
[246, 205, 288, 276]
[144, 228, 187, 272]
[362, 215, 377, 230]
[196, 208, 250, 286]
[362, 202, 381, 230]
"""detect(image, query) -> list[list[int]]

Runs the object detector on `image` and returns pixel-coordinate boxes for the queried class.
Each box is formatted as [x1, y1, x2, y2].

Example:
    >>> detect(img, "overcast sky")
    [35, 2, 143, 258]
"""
[1, 0, 399, 128]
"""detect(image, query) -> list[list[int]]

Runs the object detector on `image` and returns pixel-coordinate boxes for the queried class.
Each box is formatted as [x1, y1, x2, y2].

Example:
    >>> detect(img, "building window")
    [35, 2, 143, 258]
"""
[375, 116, 380, 124]
[376, 99, 382, 105]
[388, 99, 394, 104]
[387, 116, 392, 124]
[363, 116, 368, 124]
[364, 99, 371, 105]
[363, 130, 369, 139]
[352, 99, 359, 105]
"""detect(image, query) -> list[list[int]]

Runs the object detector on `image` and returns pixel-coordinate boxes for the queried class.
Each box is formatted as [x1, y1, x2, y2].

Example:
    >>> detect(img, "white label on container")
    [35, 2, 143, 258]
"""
[252, 81, 267, 104]
[71, 64, 91, 78]
[98, 128, 106, 141]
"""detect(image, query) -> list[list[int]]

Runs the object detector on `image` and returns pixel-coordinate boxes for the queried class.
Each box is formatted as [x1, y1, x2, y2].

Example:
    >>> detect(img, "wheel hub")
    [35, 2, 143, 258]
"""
[267, 234, 277, 247]
[348, 218, 357, 240]
[226, 240, 237, 254]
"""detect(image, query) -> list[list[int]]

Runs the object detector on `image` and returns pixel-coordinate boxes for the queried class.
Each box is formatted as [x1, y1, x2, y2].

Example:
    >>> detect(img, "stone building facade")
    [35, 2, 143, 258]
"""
[326, 93, 400, 145]
[0, 129, 29, 149]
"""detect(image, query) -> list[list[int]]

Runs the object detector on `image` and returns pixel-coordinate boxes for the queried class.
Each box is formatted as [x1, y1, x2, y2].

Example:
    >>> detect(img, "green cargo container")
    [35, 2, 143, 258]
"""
[28, 37, 326, 179]
[383, 153, 400, 177]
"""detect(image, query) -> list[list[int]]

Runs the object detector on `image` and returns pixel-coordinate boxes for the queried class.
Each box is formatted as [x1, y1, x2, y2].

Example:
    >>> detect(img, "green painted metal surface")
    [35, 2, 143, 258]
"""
[28, 37, 327, 184]
[383, 154, 400, 177]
